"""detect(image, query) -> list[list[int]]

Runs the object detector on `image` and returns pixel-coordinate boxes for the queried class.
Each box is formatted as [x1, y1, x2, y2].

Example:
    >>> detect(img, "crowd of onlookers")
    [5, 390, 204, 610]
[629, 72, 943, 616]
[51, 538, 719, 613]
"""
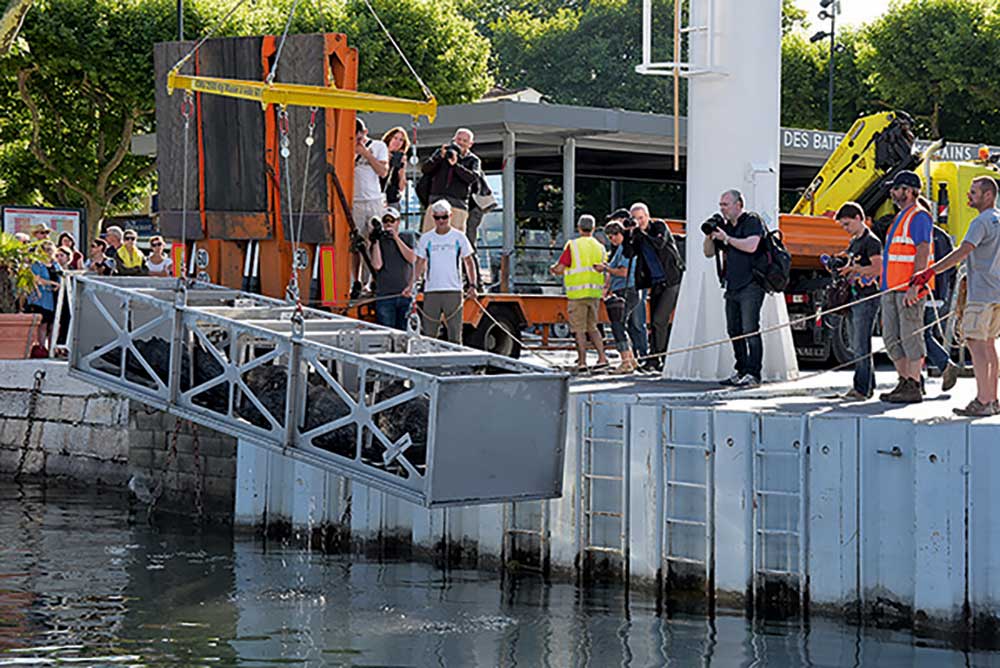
[13, 223, 173, 356]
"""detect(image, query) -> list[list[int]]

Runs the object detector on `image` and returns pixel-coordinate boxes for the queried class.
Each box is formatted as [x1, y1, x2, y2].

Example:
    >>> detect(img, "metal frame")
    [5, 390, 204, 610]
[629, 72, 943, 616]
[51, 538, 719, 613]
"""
[69, 276, 568, 507]
[636, 0, 721, 77]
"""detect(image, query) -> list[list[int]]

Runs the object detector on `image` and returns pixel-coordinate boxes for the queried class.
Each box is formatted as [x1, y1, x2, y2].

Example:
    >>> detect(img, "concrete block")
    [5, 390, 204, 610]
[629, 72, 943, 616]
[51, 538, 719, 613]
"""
[40, 421, 71, 455]
[20, 445, 45, 475]
[235, 439, 270, 527]
[203, 455, 236, 478]
[86, 426, 128, 460]
[0, 390, 29, 418]
[712, 410, 755, 601]
[129, 447, 156, 470]
[83, 396, 126, 426]
[33, 395, 64, 422]
[0, 418, 27, 448]
[0, 447, 22, 472]
[59, 396, 87, 424]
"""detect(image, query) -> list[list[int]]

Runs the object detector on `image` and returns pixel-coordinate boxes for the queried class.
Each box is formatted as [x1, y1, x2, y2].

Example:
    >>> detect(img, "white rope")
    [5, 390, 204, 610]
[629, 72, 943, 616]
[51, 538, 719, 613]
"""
[359, 0, 434, 100]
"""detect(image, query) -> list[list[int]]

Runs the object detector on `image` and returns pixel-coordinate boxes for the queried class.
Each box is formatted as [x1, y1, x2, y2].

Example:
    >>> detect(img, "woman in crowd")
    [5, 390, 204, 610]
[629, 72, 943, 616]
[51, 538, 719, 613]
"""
[381, 126, 411, 211]
[145, 235, 173, 277]
[25, 241, 59, 352]
[115, 230, 146, 276]
[57, 232, 84, 270]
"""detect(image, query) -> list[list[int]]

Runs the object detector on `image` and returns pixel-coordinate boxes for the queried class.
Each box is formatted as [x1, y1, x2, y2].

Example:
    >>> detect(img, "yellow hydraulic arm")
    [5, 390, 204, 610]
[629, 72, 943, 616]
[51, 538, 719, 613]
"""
[791, 111, 917, 217]
[166, 71, 437, 122]
[0, 0, 32, 56]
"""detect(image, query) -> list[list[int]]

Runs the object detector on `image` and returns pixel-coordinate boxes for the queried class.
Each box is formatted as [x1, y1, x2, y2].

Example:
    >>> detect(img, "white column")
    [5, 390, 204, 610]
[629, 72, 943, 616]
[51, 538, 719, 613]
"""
[562, 137, 577, 243]
[663, 0, 797, 382]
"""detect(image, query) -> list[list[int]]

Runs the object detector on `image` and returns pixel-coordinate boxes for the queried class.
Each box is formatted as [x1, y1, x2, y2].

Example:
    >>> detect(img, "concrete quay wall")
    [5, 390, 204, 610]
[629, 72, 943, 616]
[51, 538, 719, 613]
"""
[237, 390, 1000, 640]
[0, 361, 237, 519]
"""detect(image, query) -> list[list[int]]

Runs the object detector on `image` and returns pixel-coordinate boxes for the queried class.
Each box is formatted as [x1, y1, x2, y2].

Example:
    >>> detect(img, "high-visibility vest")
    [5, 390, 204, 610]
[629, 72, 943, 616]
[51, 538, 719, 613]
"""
[564, 236, 607, 300]
[884, 205, 934, 292]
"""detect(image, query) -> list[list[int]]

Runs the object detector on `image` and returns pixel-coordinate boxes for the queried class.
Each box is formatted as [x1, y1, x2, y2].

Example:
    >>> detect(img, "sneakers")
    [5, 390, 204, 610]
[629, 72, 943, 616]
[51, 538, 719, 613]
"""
[720, 372, 742, 387]
[881, 377, 923, 404]
[941, 362, 960, 392]
[840, 388, 870, 401]
[953, 398, 997, 417]
[733, 373, 760, 388]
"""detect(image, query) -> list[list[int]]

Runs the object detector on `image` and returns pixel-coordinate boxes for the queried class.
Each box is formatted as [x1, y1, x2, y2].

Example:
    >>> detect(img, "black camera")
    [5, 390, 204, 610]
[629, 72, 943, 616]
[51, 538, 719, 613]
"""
[701, 213, 725, 236]
[622, 216, 636, 229]
[445, 142, 461, 161]
[369, 217, 385, 242]
[822, 255, 850, 272]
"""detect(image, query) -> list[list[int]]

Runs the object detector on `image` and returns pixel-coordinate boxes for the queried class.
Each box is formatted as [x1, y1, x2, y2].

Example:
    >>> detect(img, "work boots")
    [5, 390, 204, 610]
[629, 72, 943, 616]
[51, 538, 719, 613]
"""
[880, 377, 923, 404]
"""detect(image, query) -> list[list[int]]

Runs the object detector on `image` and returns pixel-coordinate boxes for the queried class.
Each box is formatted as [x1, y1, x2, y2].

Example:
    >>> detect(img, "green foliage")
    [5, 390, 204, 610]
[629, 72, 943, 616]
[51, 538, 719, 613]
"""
[0, 231, 47, 313]
[859, 0, 1000, 139]
[782, 0, 809, 35]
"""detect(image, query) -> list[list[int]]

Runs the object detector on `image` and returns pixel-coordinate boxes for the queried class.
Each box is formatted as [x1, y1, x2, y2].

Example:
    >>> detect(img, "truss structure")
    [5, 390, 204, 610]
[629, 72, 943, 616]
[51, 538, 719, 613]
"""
[69, 277, 568, 507]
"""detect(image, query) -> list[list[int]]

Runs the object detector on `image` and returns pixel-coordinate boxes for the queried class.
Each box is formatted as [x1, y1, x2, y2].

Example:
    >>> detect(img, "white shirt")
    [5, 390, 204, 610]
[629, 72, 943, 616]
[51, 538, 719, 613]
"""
[146, 256, 173, 275]
[417, 228, 474, 292]
[354, 139, 388, 201]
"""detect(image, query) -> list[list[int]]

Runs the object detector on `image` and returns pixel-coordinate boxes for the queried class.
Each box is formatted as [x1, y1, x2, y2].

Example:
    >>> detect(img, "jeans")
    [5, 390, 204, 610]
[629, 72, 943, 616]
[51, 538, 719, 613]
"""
[375, 295, 412, 331]
[608, 291, 630, 353]
[649, 282, 681, 356]
[627, 288, 649, 358]
[923, 306, 951, 373]
[850, 297, 879, 397]
[724, 282, 765, 379]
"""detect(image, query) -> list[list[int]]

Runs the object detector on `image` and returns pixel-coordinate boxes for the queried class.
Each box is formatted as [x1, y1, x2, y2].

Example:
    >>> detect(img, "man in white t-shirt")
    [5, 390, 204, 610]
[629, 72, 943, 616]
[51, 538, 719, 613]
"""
[352, 117, 389, 294]
[414, 199, 478, 343]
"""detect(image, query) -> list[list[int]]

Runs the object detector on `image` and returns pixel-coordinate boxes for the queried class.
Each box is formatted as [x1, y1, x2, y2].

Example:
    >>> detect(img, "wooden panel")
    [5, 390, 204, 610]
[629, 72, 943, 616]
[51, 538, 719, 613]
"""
[205, 212, 271, 240]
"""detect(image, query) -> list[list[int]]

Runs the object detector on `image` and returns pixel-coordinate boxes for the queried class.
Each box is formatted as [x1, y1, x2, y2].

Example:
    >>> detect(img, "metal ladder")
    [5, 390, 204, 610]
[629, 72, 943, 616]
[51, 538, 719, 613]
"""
[502, 500, 550, 573]
[662, 408, 715, 600]
[579, 397, 630, 579]
[752, 416, 809, 613]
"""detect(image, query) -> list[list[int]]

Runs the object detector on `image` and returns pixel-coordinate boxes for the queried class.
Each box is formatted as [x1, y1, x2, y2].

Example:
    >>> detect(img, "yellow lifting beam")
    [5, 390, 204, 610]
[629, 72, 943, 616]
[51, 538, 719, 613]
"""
[166, 70, 437, 122]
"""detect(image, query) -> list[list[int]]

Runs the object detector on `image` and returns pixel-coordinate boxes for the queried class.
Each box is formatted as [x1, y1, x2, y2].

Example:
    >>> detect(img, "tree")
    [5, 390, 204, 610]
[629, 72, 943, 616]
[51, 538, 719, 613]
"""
[0, 0, 491, 242]
[782, 0, 809, 35]
[859, 0, 1000, 139]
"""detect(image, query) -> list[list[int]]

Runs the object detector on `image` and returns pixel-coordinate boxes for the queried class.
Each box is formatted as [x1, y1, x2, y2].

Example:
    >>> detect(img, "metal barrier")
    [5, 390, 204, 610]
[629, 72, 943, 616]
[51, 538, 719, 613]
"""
[68, 276, 569, 507]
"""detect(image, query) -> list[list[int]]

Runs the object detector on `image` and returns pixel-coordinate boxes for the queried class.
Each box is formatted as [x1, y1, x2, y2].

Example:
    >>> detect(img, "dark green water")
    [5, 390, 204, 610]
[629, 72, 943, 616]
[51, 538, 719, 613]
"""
[0, 481, 996, 667]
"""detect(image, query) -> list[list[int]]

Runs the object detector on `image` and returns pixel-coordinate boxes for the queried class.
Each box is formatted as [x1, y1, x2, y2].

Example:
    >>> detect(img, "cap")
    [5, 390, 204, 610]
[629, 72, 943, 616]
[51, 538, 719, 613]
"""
[606, 208, 631, 221]
[383, 207, 401, 220]
[886, 170, 921, 190]
[31, 223, 52, 234]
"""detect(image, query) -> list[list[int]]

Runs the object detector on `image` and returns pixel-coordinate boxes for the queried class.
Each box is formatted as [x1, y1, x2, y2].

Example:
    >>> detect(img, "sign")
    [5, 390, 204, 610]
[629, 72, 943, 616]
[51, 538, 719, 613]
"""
[2, 206, 83, 243]
[318, 245, 337, 306]
[781, 127, 1000, 162]
[105, 215, 157, 238]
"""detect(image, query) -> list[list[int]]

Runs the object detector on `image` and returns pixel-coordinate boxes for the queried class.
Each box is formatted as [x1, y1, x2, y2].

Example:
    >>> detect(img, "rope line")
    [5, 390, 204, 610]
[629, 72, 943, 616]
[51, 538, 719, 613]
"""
[360, 0, 434, 100]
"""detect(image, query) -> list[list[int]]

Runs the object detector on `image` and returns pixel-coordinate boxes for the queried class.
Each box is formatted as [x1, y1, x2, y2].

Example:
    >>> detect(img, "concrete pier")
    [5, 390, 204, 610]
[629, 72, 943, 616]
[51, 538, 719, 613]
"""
[235, 372, 1000, 639]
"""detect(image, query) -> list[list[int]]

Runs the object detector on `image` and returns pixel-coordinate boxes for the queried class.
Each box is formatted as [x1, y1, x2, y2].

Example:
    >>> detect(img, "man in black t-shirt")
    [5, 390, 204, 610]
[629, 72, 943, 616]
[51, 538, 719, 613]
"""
[370, 207, 418, 330]
[834, 202, 883, 400]
[703, 189, 766, 386]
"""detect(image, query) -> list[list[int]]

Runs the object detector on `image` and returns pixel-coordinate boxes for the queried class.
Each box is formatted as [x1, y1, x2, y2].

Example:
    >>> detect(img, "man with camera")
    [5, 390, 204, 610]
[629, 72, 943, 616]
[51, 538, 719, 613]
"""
[370, 207, 418, 330]
[352, 118, 389, 295]
[831, 202, 883, 400]
[702, 189, 766, 387]
[622, 202, 684, 372]
[420, 129, 481, 234]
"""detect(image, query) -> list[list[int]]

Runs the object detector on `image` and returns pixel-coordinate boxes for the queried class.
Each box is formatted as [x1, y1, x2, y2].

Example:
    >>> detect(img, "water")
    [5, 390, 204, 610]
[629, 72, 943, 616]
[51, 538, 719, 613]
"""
[1, 482, 997, 667]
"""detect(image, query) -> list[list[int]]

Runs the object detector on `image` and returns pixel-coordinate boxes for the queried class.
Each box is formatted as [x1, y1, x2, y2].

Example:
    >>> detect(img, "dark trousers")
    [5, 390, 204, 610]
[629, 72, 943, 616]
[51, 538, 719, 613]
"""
[724, 282, 765, 378]
[627, 288, 648, 357]
[850, 297, 879, 396]
[375, 295, 412, 331]
[923, 305, 952, 372]
[649, 282, 680, 356]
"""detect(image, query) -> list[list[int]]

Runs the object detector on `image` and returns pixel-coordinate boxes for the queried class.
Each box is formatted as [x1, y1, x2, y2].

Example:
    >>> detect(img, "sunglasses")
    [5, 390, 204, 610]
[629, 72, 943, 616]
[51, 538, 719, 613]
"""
[151, 242, 163, 247]
[432, 214, 449, 220]
[124, 236, 136, 241]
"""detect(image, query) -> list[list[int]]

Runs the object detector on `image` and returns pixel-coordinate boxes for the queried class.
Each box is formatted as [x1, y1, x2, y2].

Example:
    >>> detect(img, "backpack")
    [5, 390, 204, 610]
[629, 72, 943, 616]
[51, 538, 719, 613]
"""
[752, 227, 792, 293]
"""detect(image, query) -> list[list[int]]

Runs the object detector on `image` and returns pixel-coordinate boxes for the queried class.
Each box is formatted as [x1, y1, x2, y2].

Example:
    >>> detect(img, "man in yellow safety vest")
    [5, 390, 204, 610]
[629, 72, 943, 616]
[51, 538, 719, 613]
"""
[551, 214, 610, 373]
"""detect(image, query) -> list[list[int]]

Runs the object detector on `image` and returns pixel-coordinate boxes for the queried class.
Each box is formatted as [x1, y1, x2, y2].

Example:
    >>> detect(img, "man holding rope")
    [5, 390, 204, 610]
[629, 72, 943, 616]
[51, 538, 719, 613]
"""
[879, 170, 934, 404]
[912, 175, 1000, 417]
[414, 200, 477, 344]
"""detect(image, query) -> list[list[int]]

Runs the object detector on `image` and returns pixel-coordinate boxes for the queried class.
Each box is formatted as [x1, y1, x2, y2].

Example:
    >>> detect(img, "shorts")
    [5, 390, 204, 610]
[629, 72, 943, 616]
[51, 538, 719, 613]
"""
[567, 298, 599, 334]
[24, 304, 55, 325]
[962, 302, 1000, 340]
[352, 198, 385, 240]
[881, 291, 926, 361]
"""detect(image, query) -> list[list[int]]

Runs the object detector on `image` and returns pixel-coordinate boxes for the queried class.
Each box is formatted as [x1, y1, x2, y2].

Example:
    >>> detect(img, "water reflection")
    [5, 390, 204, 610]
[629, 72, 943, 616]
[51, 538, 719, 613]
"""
[0, 482, 994, 667]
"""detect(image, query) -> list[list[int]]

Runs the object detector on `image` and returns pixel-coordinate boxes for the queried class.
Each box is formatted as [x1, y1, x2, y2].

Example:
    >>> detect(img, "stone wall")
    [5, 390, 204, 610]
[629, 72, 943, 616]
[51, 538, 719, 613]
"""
[0, 360, 236, 521]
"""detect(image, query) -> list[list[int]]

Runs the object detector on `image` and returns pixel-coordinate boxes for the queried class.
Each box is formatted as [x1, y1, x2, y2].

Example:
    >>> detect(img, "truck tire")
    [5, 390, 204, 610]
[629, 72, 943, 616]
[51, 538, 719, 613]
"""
[470, 309, 522, 359]
[830, 312, 854, 366]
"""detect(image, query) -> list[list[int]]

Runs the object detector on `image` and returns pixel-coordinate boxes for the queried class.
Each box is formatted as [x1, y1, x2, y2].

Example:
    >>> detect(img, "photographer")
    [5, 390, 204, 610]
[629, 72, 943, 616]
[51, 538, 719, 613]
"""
[352, 118, 389, 295]
[370, 207, 417, 330]
[832, 202, 883, 400]
[622, 202, 684, 372]
[420, 128, 481, 233]
[702, 189, 765, 387]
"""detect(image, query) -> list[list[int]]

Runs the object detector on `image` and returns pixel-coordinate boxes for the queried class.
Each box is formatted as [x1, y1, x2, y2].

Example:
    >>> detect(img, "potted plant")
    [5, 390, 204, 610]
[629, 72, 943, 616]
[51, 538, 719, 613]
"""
[0, 231, 48, 359]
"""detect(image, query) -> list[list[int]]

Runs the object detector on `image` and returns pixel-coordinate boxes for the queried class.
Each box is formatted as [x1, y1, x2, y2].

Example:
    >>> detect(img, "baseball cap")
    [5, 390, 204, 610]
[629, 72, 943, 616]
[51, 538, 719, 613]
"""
[383, 207, 401, 220]
[606, 208, 631, 221]
[885, 170, 921, 190]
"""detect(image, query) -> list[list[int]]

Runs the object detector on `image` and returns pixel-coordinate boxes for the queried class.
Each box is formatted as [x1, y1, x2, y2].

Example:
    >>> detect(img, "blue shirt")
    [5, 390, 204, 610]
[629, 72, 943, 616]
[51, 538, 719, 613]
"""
[881, 205, 932, 290]
[607, 244, 636, 292]
[639, 239, 665, 284]
[26, 262, 55, 312]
